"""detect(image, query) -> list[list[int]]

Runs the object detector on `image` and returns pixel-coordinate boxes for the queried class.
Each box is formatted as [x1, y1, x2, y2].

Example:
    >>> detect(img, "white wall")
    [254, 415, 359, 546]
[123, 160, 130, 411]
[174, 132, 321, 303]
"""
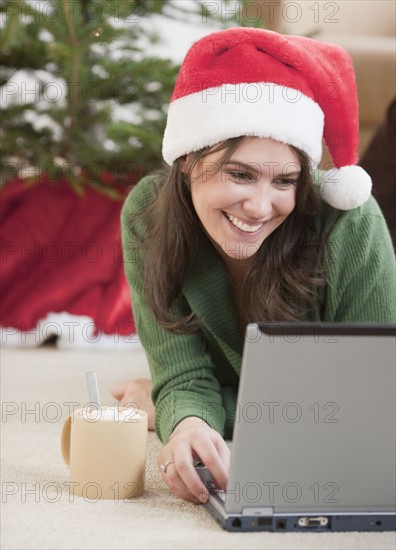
[257, 0, 395, 36]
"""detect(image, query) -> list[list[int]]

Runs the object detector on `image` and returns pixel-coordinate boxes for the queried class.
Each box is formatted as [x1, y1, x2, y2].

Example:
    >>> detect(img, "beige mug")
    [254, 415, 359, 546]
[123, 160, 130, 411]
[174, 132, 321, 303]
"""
[61, 405, 148, 500]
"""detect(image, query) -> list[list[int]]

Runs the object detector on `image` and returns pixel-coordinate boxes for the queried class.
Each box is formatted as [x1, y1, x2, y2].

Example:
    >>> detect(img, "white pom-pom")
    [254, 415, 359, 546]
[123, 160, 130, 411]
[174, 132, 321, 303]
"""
[320, 165, 372, 210]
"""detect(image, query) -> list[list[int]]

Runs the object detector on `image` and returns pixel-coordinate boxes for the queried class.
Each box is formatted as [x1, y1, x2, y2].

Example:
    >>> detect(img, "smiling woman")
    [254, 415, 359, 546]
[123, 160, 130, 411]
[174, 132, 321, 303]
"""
[114, 27, 396, 505]
[189, 138, 298, 252]
[130, 136, 321, 336]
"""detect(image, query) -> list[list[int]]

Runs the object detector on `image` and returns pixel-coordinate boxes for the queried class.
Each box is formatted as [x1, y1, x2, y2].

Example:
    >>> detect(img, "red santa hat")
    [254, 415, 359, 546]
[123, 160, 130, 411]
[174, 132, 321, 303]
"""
[162, 27, 372, 210]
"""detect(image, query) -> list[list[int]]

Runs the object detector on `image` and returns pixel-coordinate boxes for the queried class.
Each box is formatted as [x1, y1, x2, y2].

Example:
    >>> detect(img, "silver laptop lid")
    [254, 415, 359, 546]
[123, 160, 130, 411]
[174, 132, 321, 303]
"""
[226, 323, 396, 515]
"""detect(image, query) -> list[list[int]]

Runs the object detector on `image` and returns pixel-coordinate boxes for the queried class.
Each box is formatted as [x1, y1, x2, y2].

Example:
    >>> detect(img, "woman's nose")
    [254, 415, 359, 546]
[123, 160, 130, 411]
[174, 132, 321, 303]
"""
[242, 184, 272, 220]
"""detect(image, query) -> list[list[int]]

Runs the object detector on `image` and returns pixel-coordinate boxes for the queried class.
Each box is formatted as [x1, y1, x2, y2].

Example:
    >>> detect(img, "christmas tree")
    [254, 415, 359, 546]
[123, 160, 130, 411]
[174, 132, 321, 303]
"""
[1, 0, 260, 197]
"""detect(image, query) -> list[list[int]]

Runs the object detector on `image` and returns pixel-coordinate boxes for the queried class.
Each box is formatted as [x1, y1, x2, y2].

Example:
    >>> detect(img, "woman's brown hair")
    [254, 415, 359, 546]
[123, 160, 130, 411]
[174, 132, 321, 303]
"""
[138, 137, 325, 333]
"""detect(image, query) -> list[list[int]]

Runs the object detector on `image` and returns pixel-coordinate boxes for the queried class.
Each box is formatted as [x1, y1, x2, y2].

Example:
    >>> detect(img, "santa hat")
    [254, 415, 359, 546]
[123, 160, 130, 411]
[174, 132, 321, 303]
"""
[162, 27, 372, 210]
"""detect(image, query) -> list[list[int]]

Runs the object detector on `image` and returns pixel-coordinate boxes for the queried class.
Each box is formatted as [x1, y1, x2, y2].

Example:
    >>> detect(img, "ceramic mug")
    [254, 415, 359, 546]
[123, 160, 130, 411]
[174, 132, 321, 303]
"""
[61, 405, 148, 500]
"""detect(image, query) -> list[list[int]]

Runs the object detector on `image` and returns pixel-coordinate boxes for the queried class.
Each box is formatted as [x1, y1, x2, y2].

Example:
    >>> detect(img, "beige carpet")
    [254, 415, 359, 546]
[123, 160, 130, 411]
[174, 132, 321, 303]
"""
[1, 345, 395, 550]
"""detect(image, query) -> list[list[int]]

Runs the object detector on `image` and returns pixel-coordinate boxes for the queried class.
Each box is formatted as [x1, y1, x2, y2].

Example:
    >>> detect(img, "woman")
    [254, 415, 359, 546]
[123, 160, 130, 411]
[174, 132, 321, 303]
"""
[112, 28, 396, 504]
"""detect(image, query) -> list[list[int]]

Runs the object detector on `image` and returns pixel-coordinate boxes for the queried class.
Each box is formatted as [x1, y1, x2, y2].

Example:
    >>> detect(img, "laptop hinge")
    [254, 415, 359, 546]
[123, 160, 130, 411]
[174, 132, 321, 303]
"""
[242, 507, 273, 516]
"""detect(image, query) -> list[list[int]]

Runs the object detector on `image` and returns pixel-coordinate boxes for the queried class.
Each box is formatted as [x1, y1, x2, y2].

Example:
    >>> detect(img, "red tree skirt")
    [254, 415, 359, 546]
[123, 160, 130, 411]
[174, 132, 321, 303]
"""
[0, 178, 139, 349]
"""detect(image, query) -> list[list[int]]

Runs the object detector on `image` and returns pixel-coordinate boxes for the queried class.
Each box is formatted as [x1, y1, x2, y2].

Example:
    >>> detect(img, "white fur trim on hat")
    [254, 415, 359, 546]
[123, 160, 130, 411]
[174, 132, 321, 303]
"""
[320, 165, 372, 210]
[162, 83, 324, 165]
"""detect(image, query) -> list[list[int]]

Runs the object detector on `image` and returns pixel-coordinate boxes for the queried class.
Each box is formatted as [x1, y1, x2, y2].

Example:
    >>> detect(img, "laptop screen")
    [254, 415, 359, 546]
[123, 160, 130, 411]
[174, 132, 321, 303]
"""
[226, 323, 396, 515]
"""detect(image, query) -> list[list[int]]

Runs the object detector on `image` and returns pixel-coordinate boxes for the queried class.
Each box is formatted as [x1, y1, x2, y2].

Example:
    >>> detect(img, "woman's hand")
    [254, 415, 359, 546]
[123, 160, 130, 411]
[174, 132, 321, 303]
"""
[111, 379, 155, 430]
[158, 417, 230, 504]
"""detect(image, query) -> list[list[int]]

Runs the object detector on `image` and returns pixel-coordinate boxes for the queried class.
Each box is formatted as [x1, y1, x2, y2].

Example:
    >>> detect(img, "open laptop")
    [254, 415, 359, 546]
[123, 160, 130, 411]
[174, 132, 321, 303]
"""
[196, 322, 396, 532]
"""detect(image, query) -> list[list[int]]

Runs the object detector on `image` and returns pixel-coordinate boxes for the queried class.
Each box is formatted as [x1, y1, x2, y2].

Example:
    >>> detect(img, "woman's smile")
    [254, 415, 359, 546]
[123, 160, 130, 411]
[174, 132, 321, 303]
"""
[223, 211, 265, 234]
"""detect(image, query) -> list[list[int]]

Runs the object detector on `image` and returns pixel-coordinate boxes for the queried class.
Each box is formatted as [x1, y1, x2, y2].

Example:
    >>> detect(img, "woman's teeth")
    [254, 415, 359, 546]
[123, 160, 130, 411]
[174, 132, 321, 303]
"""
[226, 213, 263, 233]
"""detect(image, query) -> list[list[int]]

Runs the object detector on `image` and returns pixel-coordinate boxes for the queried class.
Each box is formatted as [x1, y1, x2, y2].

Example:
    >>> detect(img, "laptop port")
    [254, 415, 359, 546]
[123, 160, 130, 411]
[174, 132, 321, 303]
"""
[257, 517, 272, 526]
[231, 518, 242, 528]
[276, 519, 286, 529]
[298, 516, 329, 528]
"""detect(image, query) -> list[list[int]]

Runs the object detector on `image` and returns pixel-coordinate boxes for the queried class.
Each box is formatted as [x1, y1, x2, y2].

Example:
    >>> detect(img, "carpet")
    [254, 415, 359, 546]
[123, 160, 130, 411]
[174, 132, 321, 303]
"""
[1, 346, 395, 550]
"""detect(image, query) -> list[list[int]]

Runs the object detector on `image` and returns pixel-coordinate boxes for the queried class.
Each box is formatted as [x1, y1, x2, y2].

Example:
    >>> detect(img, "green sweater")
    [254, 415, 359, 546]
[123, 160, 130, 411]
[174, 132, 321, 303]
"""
[121, 175, 396, 442]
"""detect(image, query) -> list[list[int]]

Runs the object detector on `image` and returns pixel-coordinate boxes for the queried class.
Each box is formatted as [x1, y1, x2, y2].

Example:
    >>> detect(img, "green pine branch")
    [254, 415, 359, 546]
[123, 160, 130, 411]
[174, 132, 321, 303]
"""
[1, 0, 263, 196]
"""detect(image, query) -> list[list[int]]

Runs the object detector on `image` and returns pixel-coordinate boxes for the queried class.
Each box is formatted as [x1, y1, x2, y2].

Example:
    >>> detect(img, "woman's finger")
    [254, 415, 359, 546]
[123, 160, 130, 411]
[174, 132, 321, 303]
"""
[189, 436, 228, 492]
[111, 380, 129, 400]
[214, 436, 231, 472]
[158, 454, 203, 503]
[158, 419, 230, 503]
[170, 432, 228, 501]
[173, 450, 209, 502]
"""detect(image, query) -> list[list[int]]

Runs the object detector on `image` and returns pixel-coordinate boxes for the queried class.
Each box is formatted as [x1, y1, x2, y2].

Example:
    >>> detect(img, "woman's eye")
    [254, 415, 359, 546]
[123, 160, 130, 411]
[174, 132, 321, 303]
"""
[228, 171, 253, 182]
[274, 178, 297, 187]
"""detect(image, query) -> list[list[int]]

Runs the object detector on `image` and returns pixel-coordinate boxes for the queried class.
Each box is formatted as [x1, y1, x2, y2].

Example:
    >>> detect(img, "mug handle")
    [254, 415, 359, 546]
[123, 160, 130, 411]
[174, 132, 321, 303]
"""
[60, 415, 71, 467]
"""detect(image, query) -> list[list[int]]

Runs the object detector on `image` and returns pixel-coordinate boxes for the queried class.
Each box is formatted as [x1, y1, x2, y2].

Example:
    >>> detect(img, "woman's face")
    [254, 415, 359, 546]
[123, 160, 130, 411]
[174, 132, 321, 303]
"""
[189, 137, 299, 260]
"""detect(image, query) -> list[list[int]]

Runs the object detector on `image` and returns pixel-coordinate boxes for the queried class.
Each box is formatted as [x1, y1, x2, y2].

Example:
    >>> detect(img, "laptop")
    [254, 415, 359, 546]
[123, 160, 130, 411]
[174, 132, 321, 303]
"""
[196, 322, 396, 532]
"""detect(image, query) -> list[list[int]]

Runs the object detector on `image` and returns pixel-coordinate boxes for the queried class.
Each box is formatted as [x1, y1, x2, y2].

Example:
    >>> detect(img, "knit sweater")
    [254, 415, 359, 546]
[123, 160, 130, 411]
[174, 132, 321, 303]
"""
[121, 175, 396, 443]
